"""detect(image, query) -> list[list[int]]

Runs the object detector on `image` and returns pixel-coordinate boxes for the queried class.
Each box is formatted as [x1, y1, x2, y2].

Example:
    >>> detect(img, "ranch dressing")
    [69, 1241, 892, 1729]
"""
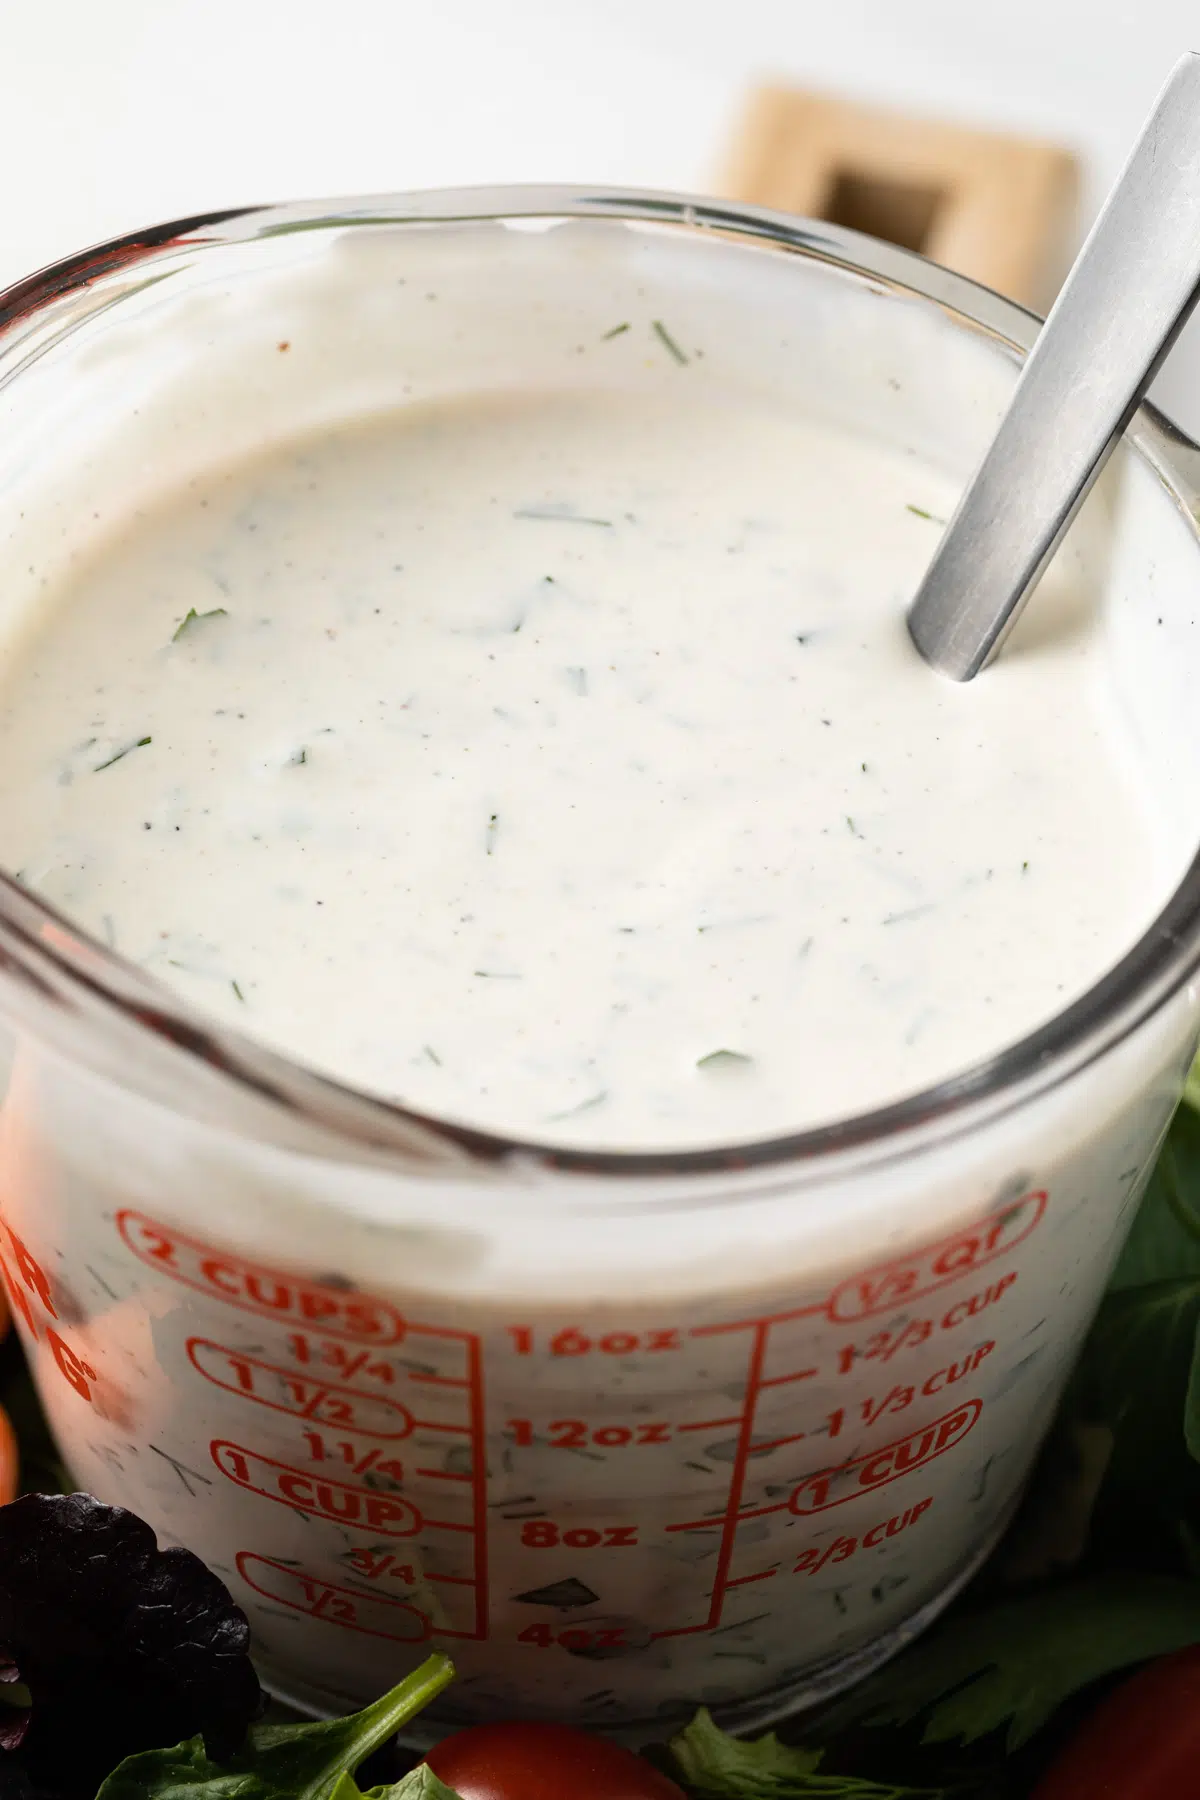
[0, 387, 1169, 1147]
[0, 202, 1198, 1736]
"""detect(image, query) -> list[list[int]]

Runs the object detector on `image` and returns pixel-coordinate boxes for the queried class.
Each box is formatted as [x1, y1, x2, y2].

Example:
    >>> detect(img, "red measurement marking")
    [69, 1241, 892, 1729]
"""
[791, 1495, 933, 1575]
[657, 1319, 769, 1638]
[117, 1211, 406, 1343]
[187, 1339, 416, 1438]
[787, 1400, 982, 1515]
[237, 1552, 430, 1642]
[690, 1192, 1046, 1339]
[343, 1548, 415, 1583]
[826, 1192, 1045, 1322]
[465, 1333, 489, 1639]
[211, 1440, 423, 1536]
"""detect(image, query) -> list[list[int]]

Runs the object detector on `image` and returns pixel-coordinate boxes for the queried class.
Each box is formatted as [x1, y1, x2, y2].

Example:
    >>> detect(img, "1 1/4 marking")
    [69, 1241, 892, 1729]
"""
[301, 1431, 405, 1485]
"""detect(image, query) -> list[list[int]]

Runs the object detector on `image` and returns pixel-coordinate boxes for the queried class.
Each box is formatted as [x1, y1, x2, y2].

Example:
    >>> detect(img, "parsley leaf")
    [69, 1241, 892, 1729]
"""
[172, 607, 229, 643]
[819, 1574, 1200, 1750]
[667, 1709, 948, 1797]
[97, 1655, 454, 1800]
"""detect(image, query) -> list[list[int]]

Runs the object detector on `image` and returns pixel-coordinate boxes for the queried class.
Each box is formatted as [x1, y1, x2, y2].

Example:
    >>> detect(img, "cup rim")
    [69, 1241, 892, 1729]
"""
[2, 181, 1199, 1182]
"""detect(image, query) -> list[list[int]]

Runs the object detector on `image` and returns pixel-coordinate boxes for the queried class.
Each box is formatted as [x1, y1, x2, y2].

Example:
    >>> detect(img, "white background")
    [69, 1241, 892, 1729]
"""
[5, 1, 1200, 432]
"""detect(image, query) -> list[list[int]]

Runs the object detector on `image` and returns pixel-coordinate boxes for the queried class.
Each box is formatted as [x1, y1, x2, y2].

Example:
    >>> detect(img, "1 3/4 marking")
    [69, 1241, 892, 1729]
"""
[507, 1418, 673, 1449]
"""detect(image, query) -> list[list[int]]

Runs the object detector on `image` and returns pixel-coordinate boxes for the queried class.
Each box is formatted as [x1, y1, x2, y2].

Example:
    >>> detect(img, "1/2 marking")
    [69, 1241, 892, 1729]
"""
[237, 1552, 430, 1642]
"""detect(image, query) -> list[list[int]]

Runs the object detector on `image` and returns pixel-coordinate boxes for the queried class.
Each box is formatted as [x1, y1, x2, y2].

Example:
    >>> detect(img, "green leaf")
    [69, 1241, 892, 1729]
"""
[1109, 1101, 1200, 1291]
[172, 606, 229, 643]
[666, 1709, 948, 1798]
[819, 1574, 1200, 1751]
[97, 1654, 455, 1800]
[1182, 1046, 1200, 1116]
[364, 1767, 462, 1800]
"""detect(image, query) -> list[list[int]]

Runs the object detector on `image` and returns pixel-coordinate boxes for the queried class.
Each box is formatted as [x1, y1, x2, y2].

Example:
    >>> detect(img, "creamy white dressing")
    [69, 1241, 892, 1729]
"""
[0, 387, 1169, 1146]
[2, 206, 1199, 1734]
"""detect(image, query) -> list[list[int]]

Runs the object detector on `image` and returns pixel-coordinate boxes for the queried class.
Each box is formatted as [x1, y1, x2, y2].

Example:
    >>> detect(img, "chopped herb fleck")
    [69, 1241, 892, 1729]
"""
[423, 1045, 442, 1066]
[513, 506, 613, 528]
[548, 1090, 609, 1121]
[906, 503, 946, 524]
[486, 812, 498, 854]
[230, 980, 245, 1003]
[697, 1049, 754, 1071]
[172, 606, 228, 642]
[651, 319, 689, 365]
[1022, 860, 1030, 873]
[473, 969, 522, 980]
[601, 322, 630, 340]
[289, 747, 308, 765]
[94, 736, 151, 772]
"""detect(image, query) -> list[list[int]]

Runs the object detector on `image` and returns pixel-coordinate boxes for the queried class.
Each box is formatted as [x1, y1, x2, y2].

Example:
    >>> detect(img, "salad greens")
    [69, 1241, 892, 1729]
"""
[7, 1079, 1200, 1800]
[97, 1657, 457, 1800]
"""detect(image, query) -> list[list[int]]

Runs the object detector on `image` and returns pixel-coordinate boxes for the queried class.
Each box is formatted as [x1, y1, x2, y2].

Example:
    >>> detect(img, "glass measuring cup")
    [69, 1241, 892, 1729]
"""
[1, 188, 1199, 1739]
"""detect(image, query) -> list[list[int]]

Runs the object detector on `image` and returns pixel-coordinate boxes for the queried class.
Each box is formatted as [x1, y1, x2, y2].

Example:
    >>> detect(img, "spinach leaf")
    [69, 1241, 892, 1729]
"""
[97, 1655, 454, 1800]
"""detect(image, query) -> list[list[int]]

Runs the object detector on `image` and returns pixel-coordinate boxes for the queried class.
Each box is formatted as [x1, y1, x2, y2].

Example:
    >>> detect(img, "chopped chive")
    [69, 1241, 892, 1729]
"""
[423, 1045, 442, 1066]
[289, 747, 308, 765]
[172, 606, 228, 642]
[906, 504, 946, 524]
[94, 736, 151, 772]
[231, 980, 245, 1002]
[651, 319, 689, 365]
[548, 1090, 609, 1121]
[601, 322, 631, 340]
[513, 506, 613, 528]
[697, 1049, 754, 1071]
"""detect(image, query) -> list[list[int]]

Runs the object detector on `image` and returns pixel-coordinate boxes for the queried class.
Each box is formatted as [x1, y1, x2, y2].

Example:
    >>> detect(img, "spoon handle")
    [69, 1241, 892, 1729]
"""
[908, 52, 1200, 681]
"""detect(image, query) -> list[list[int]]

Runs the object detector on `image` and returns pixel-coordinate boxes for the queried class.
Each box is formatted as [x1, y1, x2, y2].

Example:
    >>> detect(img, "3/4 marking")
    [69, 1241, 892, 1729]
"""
[787, 1400, 982, 1515]
[211, 1440, 422, 1536]
[237, 1552, 430, 1642]
[187, 1339, 415, 1437]
[118, 1211, 406, 1343]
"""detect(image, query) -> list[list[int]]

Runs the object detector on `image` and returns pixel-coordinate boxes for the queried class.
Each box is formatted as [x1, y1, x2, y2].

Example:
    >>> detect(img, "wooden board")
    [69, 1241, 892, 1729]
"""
[719, 85, 1079, 311]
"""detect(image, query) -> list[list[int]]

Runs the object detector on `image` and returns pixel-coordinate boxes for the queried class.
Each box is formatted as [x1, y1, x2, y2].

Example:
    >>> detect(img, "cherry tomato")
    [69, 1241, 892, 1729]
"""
[0, 1403, 17, 1507]
[424, 1721, 686, 1800]
[1032, 1645, 1200, 1798]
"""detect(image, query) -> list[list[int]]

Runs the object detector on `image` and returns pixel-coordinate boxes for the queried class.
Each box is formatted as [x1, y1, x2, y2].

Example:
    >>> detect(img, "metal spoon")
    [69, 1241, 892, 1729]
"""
[908, 52, 1200, 681]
